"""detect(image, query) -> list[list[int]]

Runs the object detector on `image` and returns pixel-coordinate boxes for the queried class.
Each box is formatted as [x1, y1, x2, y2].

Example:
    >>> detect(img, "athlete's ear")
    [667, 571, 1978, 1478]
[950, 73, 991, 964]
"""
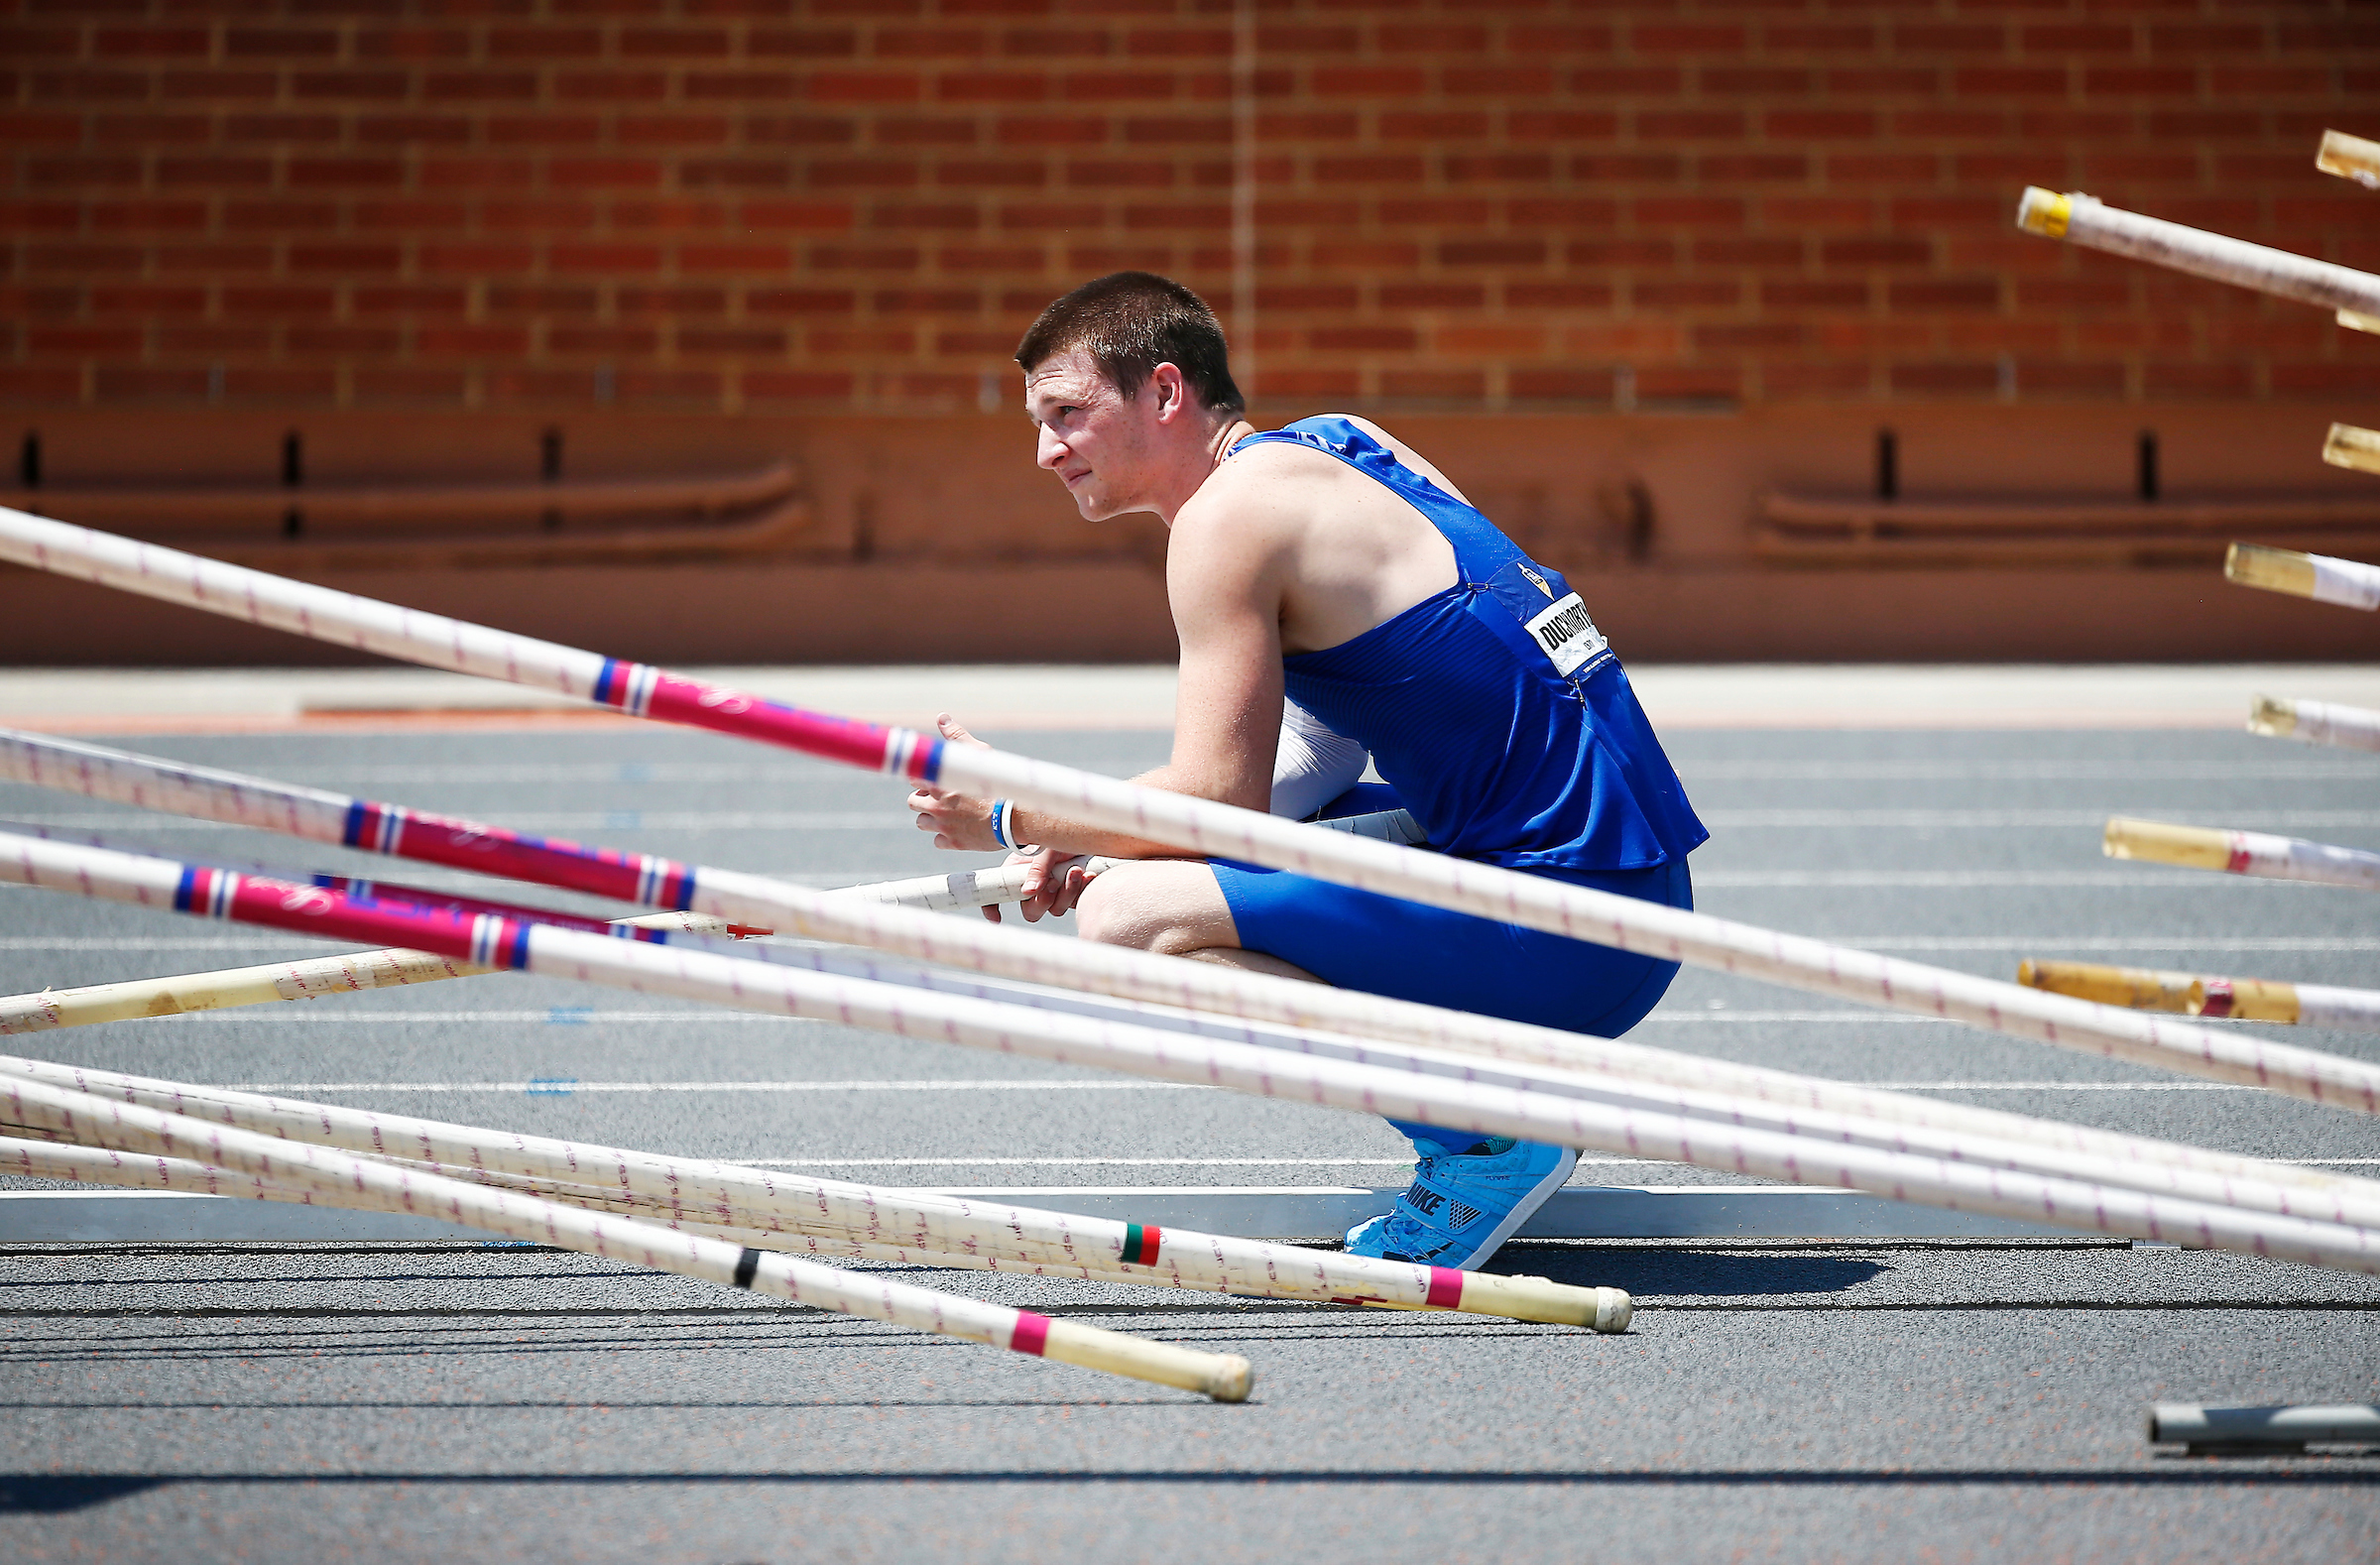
[1148, 362, 1188, 422]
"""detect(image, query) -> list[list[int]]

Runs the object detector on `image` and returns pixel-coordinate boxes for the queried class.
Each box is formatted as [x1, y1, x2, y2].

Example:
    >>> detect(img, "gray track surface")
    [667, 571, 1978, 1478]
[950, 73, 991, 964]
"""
[2, 723, 2376, 1561]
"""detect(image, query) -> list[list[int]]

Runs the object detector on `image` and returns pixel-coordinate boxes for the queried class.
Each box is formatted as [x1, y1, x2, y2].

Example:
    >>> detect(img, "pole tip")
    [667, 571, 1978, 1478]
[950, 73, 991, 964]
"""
[2324, 422, 2380, 476]
[2225, 542, 2319, 600]
[2246, 693, 2297, 739]
[2016, 186, 2072, 238]
[2317, 129, 2380, 189]
[1593, 1287, 1634, 1335]
[1205, 1355, 1255, 1402]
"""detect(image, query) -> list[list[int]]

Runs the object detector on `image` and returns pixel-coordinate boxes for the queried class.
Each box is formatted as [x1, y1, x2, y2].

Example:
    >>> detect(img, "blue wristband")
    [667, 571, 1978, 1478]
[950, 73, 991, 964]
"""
[988, 798, 1012, 849]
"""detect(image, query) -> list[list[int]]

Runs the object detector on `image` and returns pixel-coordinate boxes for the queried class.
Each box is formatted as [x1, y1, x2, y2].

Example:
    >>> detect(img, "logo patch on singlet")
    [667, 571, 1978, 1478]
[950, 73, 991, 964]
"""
[1522, 592, 1609, 677]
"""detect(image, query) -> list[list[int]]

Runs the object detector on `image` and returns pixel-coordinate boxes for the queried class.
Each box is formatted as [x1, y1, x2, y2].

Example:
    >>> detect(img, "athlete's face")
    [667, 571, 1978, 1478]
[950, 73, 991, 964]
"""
[1024, 349, 1169, 523]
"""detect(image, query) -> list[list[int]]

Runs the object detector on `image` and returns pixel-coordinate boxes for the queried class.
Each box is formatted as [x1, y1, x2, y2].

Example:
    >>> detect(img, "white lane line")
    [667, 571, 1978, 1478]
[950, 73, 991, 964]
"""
[1643, 1011, 1953, 1023]
[208, 1078, 2285, 1096]
[0, 869, 2330, 894]
[166, 1011, 815, 1024]
[0, 937, 346, 950]
[1840, 937, 2380, 951]
[38, 760, 2362, 785]
[1865, 1080, 2261, 1091]
[133, 1140, 2357, 1173]
[1699, 871, 2250, 888]
[18, 807, 2380, 833]
[13, 935, 2376, 956]
[0, 811, 904, 832]
[1676, 762, 2380, 782]
[0, 871, 905, 894]
[1700, 810, 2380, 828]
[135, 1006, 2303, 1027]
[194, 764, 846, 786]
[172, 1007, 1940, 1025]
[0, 1004, 2227, 1026]
[223, 1079, 1212, 1094]
[745, 1156, 1430, 1168]
[738, 1145, 1656, 1155]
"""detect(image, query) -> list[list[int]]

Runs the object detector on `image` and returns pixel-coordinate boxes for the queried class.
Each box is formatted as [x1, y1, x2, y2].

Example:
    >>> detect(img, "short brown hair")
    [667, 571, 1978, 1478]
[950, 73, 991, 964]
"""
[1014, 272, 1245, 415]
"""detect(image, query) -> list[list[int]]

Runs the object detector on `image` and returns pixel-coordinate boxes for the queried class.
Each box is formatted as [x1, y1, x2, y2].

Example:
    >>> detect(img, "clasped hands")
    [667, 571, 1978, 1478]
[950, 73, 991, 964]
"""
[904, 713, 1093, 923]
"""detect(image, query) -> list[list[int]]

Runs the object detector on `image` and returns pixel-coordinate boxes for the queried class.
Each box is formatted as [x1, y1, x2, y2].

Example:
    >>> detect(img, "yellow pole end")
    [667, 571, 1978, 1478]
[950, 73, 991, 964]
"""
[2318, 129, 2380, 188]
[2225, 542, 2319, 600]
[2191, 977, 2304, 1024]
[2246, 693, 2299, 739]
[2324, 423, 2380, 477]
[2015, 186, 2074, 238]
[1039, 1319, 1257, 1401]
[1452, 1272, 1633, 1332]
[2018, 958, 2197, 1013]
[2104, 816, 2234, 872]
[2337, 309, 2380, 336]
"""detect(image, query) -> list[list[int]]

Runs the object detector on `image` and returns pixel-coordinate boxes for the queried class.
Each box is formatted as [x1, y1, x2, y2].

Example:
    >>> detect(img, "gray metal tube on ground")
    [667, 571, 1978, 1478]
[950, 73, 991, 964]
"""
[2148, 1402, 2380, 1448]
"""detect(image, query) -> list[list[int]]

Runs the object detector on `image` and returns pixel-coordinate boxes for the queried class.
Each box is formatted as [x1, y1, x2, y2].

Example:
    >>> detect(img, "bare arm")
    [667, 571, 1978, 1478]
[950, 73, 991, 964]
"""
[906, 474, 1288, 862]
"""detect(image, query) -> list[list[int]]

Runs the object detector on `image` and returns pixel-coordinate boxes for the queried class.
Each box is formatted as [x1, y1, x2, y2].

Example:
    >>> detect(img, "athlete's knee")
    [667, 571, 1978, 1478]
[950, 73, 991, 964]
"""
[1073, 868, 1155, 951]
[1075, 864, 1225, 958]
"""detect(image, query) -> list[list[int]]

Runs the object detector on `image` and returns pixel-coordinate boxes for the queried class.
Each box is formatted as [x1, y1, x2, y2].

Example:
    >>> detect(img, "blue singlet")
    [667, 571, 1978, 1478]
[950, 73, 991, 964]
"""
[1208, 416, 1708, 1099]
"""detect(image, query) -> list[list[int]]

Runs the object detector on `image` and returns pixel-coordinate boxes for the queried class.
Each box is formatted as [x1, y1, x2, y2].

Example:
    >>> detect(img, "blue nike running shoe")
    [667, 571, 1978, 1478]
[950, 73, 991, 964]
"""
[1343, 1137, 1577, 1270]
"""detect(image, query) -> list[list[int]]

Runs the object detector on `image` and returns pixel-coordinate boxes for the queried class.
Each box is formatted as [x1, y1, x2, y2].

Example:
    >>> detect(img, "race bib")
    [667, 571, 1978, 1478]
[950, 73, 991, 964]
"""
[1522, 591, 1609, 677]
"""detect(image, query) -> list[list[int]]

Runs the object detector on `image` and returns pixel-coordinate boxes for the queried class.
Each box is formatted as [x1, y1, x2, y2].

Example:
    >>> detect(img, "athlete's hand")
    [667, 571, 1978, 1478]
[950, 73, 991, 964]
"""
[905, 714, 998, 850]
[994, 847, 1093, 924]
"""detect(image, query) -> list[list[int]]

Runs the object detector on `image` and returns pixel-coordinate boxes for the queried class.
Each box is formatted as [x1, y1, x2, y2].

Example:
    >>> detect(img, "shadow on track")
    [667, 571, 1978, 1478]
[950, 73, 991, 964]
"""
[9, 1466, 2376, 1513]
[1498, 1247, 1888, 1295]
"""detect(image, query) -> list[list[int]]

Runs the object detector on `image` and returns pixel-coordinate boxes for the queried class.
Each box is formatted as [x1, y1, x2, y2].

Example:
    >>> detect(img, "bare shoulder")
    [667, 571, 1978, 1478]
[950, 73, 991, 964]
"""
[1336, 415, 1473, 506]
[1165, 448, 1298, 597]
[1175, 436, 1328, 538]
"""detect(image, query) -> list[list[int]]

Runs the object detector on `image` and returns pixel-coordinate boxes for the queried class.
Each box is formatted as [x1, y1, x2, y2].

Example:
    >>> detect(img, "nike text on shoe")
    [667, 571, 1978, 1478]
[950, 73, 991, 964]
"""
[1343, 1138, 1577, 1271]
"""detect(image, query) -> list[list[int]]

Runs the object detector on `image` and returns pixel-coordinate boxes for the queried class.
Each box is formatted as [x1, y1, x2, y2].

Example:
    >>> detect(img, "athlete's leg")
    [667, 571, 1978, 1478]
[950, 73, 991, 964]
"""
[1379, 855, 1692, 1151]
[1074, 859, 1323, 982]
[1208, 852, 1695, 1268]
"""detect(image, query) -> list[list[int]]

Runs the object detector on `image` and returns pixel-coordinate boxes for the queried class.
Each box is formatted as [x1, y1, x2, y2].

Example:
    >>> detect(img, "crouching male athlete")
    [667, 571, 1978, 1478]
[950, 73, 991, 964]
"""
[908, 272, 1706, 1269]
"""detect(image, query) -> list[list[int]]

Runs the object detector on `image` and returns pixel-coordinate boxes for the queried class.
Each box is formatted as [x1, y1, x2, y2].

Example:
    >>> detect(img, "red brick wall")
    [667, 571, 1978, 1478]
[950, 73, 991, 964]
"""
[8, 0, 2379, 421]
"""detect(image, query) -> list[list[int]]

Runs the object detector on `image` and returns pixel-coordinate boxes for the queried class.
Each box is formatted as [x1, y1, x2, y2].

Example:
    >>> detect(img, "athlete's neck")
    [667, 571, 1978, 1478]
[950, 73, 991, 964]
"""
[1152, 415, 1257, 528]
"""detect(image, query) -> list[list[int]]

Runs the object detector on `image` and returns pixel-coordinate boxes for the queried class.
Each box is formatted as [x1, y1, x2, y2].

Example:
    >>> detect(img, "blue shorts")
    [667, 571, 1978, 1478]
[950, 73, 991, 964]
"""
[1210, 851, 1693, 1153]
[1210, 855, 1692, 1036]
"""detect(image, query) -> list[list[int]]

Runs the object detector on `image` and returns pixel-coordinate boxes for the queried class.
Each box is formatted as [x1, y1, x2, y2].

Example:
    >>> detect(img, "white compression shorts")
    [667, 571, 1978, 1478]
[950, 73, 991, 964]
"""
[1269, 696, 1370, 820]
